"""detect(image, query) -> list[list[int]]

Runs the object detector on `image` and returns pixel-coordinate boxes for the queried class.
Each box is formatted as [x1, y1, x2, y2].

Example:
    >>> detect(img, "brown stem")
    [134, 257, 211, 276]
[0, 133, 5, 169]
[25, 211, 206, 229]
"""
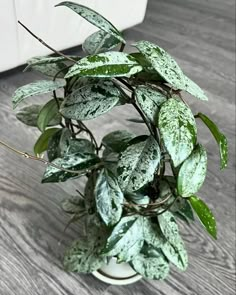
[77, 121, 99, 153]
[18, 21, 76, 63]
[123, 193, 172, 208]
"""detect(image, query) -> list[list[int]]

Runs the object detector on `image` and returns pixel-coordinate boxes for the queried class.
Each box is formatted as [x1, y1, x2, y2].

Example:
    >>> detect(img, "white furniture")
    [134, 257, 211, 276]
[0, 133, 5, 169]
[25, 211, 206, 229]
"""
[0, 0, 148, 72]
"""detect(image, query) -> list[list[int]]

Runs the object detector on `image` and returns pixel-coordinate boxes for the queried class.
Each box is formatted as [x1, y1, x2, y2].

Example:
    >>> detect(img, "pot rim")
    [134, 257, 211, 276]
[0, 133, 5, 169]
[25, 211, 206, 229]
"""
[92, 269, 142, 285]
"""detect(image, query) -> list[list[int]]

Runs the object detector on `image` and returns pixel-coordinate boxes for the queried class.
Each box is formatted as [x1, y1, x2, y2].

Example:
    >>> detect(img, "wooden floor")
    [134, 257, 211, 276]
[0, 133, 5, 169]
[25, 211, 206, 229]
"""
[0, 0, 235, 294]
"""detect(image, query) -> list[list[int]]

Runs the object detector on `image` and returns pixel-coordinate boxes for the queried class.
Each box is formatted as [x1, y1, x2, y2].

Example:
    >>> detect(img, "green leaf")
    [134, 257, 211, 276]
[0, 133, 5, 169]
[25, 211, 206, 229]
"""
[64, 239, 107, 273]
[135, 86, 166, 123]
[102, 130, 136, 153]
[83, 30, 120, 55]
[196, 112, 228, 169]
[95, 169, 123, 226]
[65, 52, 142, 78]
[12, 80, 66, 109]
[16, 104, 61, 127]
[42, 153, 100, 183]
[34, 128, 60, 155]
[130, 252, 169, 280]
[56, 1, 125, 43]
[117, 136, 161, 192]
[134, 41, 208, 100]
[37, 99, 61, 132]
[61, 196, 86, 214]
[60, 81, 122, 120]
[158, 98, 197, 167]
[189, 195, 217, 239]
[103, 216, 144, 262]
[158, 211, 180, 246]
[177, 144, 207, 198]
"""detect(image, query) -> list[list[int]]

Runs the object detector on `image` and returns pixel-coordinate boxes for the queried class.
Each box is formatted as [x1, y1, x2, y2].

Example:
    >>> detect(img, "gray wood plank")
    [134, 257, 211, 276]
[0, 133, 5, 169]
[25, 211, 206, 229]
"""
[0, 0, 235, 294]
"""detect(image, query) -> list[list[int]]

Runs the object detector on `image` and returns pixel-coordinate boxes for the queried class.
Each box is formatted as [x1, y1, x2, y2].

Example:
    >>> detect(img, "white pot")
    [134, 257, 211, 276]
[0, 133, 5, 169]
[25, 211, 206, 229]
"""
[92, 257, 142, 285]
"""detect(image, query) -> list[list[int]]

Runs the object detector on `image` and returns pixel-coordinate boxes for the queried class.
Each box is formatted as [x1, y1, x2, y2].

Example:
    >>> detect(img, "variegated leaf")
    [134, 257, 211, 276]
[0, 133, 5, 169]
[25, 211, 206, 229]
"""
[177, 144, 207, 198]
[135, 86, 166, 123]
[102, 130, 136, 153]
[12, 80, 66, 109]
[60, 81, 122, 120]
[189, 195, 217, 239]
[162, 239, 188, 271]
[158, 211, 180, 246]
[65, 52, 142, 78]
[95, 169, 123, 226]
[134, 41, 208, 100]
[117, 136, 161, 192]
[83, 30, 120, 55]
[24, 56, 68, 78]
[158, 98, 197, 167]
[103, 216, 144, 262]
[42, 152, 100, 183]
[130, 252, 169, 280]
[64, 239, 107, 273]
[143, 218, 165, 248]
[56, 1, 125, 43]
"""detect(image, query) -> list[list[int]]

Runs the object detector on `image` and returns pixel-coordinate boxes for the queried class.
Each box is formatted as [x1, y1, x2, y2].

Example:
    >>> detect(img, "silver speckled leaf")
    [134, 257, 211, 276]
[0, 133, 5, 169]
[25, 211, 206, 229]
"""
[42, 152, 100, 183]
[143, 218, 165, 248]
[197, 112, 228, 169]
[65, 138, 95, 156]
[117, 136, 161, 192]
[60, 81, 121, 120]
[12, 80, 66, 109]
[158, 98, 197, 167]
[64, 239, 107, 273]
[177, 144, 207, 198]
[134, 41, 208, 100]
[130, 252, 169, 280]
[24, 56, 68, 78]
[189, 195, 217, 239]
[65, 52, 142, 78]
[162, 239, 188, 271]
[56, 2, 125, 43]
[135, 86, 166, 123]
[103, 216, 144, 262]
[158, 211, 180, 246]
[95, 169, 124, 226]
[83, 30, 120, 55]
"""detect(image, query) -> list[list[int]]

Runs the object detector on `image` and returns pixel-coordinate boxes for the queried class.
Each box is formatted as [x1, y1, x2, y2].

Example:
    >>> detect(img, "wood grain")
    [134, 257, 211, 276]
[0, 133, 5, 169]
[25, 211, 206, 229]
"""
[0, 0, 235, 294]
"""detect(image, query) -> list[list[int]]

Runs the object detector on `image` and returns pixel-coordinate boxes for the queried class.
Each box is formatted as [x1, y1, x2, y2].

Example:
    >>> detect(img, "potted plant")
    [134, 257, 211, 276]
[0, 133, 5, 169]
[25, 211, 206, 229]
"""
[0, 1, 228, 285]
